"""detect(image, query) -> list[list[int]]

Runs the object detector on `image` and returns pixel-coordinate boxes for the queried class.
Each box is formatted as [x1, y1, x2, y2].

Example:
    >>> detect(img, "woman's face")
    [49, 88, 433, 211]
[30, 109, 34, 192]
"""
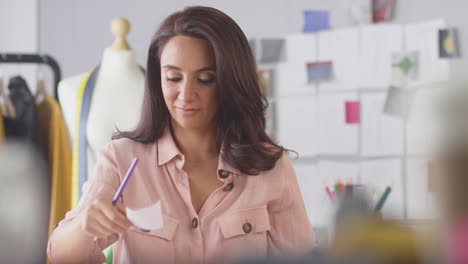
[160, 35, 218, 131]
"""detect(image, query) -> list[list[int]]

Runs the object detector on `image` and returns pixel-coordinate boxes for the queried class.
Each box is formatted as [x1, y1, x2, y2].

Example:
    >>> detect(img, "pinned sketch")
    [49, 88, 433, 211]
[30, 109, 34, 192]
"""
[318, 28, 360, 91]
[391, 52, 418, 87]
[346, 0, 372, 25]
[260, 39, 285, 64]
[307, 61, 333, 82]
[439, 28, 459, 58]
[293, 163, 333, 228]
[359, 24, 403, 89]
[372, 0, 395, 23]
[383, 86, 415, 120]
[278, 96, 317, 157]
[345, 101, 360, 124]
[277, 34, 317, 96]
[126, 201, 163, 231]
[406, 158, 438, 219]
[317, 93, 359, 154]
[361, 93, 404, 156]
[405, 19, 450, 86]
[303, 10, 330, 32]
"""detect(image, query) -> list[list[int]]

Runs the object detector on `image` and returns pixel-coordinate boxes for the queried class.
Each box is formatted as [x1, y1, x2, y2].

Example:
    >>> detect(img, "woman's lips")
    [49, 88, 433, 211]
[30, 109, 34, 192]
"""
[176, 107, 200, 115]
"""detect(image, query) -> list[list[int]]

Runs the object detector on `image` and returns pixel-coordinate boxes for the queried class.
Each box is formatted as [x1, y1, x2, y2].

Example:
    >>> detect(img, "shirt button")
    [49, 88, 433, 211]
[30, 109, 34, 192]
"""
[218, 170, 230, 179]
[243, 223, 252, 234]
[223, 182, 234, 191]
[192, 218, 199, 229]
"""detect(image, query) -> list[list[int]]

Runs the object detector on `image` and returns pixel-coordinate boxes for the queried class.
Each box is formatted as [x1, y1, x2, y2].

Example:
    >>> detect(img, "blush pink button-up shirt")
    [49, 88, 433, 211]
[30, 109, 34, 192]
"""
[48, 128, 315, 263]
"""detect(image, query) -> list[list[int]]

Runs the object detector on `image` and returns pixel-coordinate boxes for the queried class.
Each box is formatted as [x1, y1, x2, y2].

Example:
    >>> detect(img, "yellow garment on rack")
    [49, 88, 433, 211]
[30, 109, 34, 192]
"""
[37, 94, 72, 237]
[71, 71, 93, 208]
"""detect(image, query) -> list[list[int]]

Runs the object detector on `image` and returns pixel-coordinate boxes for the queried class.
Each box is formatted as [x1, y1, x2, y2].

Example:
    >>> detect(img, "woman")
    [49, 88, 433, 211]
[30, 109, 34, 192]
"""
[48, 6, 314, 264]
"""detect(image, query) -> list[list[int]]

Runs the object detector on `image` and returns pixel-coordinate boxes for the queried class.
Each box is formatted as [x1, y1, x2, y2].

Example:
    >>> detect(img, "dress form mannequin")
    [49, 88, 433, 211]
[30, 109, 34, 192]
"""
[58, 18, 145, 180]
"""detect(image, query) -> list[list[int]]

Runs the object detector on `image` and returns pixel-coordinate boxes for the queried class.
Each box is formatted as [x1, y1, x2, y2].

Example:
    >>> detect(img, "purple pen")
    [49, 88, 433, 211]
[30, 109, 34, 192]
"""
[112, 157, 139, 206]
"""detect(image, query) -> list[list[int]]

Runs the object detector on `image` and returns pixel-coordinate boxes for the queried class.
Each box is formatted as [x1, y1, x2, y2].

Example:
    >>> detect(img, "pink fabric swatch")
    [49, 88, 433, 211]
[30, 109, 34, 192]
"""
[345, 101, 360, 124]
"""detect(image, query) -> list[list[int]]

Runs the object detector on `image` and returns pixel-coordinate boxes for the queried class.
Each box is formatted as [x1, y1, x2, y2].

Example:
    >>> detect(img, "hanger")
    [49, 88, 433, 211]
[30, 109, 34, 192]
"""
[35, 55, 48, 104]
[0, 69, 16, 118]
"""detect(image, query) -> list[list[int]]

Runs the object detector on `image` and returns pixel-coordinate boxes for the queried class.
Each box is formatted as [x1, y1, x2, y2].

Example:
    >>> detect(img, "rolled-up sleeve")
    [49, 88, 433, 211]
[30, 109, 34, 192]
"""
[267, 153, 315, 258]
[47, 144, 123, 263]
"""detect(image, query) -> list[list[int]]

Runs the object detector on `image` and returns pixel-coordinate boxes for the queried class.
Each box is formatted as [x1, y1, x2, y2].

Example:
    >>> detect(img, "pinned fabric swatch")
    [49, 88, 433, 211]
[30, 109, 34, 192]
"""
[303, 10, 330, 32]
[260, 39, 285, 64]
[126, 201, 163, 231]
[307, 61, 333, 82]
[383, 86, 415, 120]
[439, 28, 459, 58]
[347, 0, 372, 25]
[372, 0, 395, 23]
[391, 52, 418, 87]
[345, 101, 360, 124]
[257, 69, 273, 97]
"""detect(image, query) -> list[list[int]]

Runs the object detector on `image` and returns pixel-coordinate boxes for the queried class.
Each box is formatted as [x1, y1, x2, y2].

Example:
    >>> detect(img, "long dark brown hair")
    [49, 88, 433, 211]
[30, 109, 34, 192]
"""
[114, 6, 284, 175]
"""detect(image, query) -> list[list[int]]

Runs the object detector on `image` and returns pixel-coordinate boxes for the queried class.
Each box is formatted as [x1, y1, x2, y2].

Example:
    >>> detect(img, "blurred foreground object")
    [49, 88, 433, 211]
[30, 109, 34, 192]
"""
[0, 142, 49, 263]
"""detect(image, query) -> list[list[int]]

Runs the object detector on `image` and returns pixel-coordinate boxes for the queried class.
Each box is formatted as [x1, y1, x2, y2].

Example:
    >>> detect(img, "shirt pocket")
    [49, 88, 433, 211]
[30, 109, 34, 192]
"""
[124, 214, 178, 264]
[218, 206, 271, 261]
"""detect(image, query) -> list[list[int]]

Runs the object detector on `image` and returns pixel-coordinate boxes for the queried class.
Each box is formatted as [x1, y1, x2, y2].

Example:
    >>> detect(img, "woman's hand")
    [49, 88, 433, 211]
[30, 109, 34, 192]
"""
[79, 198, 133, 239]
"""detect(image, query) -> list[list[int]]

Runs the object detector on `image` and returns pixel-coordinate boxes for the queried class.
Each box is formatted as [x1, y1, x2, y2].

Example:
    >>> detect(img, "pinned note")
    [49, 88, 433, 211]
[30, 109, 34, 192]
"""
[307, 61, 333, 82]
[391, 52, 418, 87]
[260, 39, 285, 64]
[439, 28, 459, 58]
[303, 10, 330, 33]
[383, 86, 415, 120]
[345, 101, 360, 124]
[346, 0, 372, 25]
[126, 201, 163, 231]
[372, 0, 395, 23]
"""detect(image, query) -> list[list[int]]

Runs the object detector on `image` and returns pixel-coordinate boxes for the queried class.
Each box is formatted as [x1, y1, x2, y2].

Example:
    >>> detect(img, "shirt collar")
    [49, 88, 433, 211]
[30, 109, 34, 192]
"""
[157, 126, 241, 176]
[157, 126, 182, 166]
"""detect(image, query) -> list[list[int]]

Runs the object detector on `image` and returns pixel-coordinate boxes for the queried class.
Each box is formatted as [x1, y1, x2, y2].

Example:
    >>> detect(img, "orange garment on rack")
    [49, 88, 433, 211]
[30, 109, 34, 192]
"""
[37, 94, 72, 237]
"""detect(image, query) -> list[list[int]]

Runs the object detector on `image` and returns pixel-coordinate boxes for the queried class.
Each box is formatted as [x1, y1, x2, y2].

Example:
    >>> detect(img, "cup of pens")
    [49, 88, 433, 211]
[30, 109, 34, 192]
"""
[326, 181, 393, 227]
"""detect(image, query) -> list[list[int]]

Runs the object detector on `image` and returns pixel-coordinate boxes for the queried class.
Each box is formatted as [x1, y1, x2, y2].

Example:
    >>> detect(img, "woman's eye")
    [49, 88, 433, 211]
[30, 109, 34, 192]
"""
[166, 77, 182, 82]
[198, 78, 215, 84]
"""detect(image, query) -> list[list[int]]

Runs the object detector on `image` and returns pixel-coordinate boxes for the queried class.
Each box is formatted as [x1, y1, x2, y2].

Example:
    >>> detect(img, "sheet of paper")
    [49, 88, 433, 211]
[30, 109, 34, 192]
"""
[303, 10, 330, 32]
[278, 96, 317, 157]
[439, 28, 459, 58]
[359, 24, 403, 89]
[345, 101, 360, 124]
[406, 158, 437, 219]
[372, 0, 395, 23]
[277, 34, 317, 96]
[260, 38, 285, 64]
[293, 163, 333, 228]
[276, 63, 316, 95]
[391, 52, 418, 87]
[317, 28, 360, 91]
[406, 85, 443, 155]
[346, 0, 372, 25]
[383, 86, 415, 120]
[126, 201, 163, 231]
[361, 93, 404, 156]
[405, 19, 450, 86]
[307, 61, 333, 82]
[359, 159, 404, 219]
[317, 93, 359, 154]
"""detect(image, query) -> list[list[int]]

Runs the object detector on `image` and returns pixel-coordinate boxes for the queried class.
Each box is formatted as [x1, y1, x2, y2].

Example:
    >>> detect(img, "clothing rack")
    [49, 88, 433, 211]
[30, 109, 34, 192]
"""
[0, 53, 61, 103]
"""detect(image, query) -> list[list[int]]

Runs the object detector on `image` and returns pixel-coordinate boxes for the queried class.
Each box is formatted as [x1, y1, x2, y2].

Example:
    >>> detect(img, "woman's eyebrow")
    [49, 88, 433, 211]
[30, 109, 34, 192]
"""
[162, 64, 216, 72]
